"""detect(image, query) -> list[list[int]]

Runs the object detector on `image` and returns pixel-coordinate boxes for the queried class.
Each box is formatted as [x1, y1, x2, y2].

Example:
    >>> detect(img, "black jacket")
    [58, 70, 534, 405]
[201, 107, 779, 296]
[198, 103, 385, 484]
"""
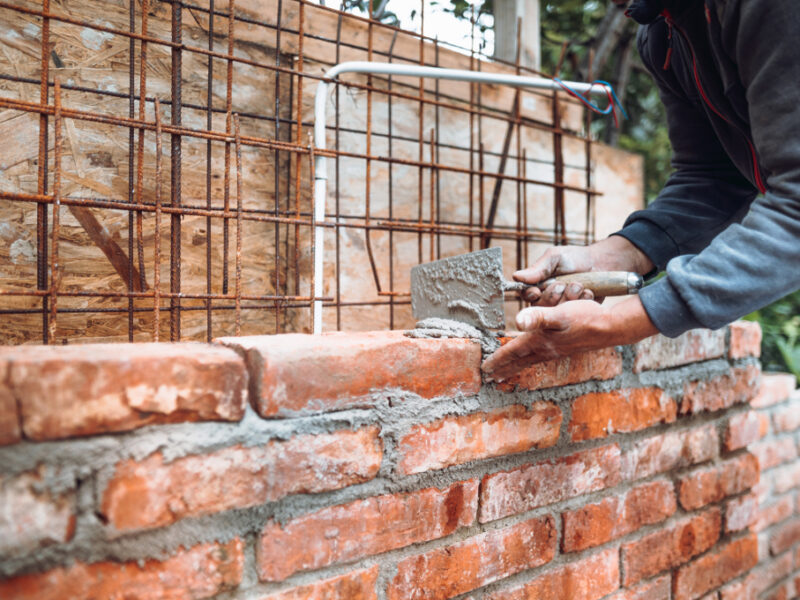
[615, 0, 800, 336]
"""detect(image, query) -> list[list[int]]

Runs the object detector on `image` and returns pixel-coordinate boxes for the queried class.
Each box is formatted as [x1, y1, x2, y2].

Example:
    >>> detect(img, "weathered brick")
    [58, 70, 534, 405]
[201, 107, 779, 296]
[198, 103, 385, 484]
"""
[387, 515, 556, 600]
[5, 343, 247, 440]
[497, 346, 622, 392]
[750, 438, 797, 471]
[485, 548, 619, 600]
[724, 411, 768, 452]
[751, 374, 796, 408]
[720, 551, 791, 600]
[622, 424, 718, 482]
[219, 331, 481, 417]
[398, 402, 561, 475]
[725, 493, 758, 533]
[753, 496, 793, 532]
[257, 480, 477, 582]
[681, 366, 760, 414]
[622, 508, 721, 586]
[0, 360, 20, 445]
[772, 403, 800, 433]
[569, 388, 676, 441]
[606, 575, 671, 600]
[772, 462, 800, 494]
[562, 480, 676, 552]
[678, 453, 759, 511]
[769, 517, 800, 555]
[763, 585, 789, 600]
[259, 567, 378, 600]
[101, 427, 382, 533]
[633, 329, 726, 373]
[0, 539, 244, 600]
[673, 534, 759, 600]
[479, 444, 621, 523]
[729, 321, 762, 359]
[0, 469, 75, 556]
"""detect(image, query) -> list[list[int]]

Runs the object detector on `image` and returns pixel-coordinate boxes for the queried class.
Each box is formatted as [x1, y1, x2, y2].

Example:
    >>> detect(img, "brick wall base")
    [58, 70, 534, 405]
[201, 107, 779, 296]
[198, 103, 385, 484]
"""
[0, 321, 797, 599]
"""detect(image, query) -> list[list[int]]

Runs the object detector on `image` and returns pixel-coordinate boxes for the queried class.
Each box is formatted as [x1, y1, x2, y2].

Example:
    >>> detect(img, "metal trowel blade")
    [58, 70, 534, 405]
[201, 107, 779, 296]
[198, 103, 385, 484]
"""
[410, 247, 507, 329]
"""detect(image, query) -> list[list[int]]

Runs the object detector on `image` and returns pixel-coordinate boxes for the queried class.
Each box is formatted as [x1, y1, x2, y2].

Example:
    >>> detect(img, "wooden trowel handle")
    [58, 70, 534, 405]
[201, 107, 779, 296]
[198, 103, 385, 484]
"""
[504, 271, 643, 297]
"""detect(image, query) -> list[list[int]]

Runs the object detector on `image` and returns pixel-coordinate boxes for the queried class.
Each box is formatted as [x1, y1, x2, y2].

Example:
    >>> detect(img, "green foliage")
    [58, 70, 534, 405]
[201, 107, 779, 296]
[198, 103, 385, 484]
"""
[746, 291, 800, 381]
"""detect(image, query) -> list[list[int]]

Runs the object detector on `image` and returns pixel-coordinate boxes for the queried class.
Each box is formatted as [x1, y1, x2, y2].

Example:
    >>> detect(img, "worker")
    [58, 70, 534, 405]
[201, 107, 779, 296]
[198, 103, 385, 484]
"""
[482, 0, 800, 380]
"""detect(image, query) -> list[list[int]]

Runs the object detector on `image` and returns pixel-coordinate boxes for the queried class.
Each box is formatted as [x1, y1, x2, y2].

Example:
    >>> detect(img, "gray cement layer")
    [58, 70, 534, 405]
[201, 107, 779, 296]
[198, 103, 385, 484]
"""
[0, 343, 763, 597]
[404, 317, 502, 355]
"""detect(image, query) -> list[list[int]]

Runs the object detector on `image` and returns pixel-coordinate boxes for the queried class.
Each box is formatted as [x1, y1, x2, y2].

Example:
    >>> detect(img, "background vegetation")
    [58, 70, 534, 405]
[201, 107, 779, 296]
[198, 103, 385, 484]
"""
[339, 0, 798, 379]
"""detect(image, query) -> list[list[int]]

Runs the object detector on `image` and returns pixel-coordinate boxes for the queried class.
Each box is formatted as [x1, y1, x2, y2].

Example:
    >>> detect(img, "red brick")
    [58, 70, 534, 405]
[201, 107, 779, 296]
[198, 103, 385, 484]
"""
[4, 343, 246, 440]
[485, 548, 619, 600]
[219, 331, 481, 417]
[621, 508, 721, 586]
[257, 480, 477, 582]
[633, 329, 726, 373]
[678, 453, 759, 511]
[0, 468, 75, 555]
[753, 496, 793, 532]
[681, 366, 760, 414]
[398, 402, 561, 475]
[751, 374, 797, 408]
[497, 346, 622, 392]
[769, 517, 800, 555]
[673, 534, 759, 600]
[725, 493, 757, 533]
[0, 360, 20, 445]
[622, 424, 718, 482]
[763, 585, 789, 600]
[569, 388, 676, 441]
[101, 427, 382, 533]
[0, 539, 244, 600]
[606, 575, 671, 600]
[729, 321, 762, 359]
[259, 567, 378, 600]
[772, 404, 800, 433]
[724, 411, 768, 452]
[750, 438, 798, 471]
[386, 515, 556, 600]
[773, 462, 800, 494]
[479, 444, 621, 523]
[720, 551, 791, 600]
[562, 480, 676, 552]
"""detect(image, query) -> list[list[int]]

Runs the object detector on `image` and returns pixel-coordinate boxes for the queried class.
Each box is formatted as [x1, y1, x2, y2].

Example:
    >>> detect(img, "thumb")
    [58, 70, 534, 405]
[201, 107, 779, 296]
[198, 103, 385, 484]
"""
[515, 306, 562, 332]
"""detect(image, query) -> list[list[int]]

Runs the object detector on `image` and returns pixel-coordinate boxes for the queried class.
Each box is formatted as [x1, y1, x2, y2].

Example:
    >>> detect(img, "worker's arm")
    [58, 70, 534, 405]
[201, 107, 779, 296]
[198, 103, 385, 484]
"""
[516, 16, 757, 307]
[639, 0, 800, 336]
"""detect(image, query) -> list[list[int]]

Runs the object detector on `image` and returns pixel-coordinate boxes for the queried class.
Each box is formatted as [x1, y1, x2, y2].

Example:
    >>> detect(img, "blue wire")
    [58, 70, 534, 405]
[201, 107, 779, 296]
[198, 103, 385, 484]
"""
[552, 77, 629, 121]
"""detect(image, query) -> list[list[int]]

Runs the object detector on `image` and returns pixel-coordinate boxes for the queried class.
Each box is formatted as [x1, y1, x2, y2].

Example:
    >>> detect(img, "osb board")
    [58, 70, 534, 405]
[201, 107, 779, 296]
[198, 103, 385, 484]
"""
[0, 0, 307, 343]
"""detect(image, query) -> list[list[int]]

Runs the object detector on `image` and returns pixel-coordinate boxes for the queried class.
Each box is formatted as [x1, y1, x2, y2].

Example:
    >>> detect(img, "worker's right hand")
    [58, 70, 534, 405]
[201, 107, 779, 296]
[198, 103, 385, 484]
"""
[513, 236, 654, 306]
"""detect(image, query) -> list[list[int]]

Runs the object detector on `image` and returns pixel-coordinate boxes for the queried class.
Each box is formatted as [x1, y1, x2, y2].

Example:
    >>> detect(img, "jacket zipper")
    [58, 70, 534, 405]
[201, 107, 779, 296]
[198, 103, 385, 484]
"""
[663, 11, 767, 194]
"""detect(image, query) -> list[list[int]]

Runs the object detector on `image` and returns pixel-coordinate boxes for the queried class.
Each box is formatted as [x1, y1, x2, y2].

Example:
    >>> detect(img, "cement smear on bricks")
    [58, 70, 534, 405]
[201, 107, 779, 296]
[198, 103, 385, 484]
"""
[405, 317, 501, 355]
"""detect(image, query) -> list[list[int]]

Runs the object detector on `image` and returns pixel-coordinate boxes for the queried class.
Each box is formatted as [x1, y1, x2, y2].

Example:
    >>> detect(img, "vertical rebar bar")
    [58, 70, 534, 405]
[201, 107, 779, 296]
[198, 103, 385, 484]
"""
[292, 0, 305, 296]
[364, 2, 381, 292]
[234, 114, 243, 335]
[128, 0, 136, 341]
[170, 0, 183, 340]
[37, 0, 50, 343]
[205, 0, 214, 340]
[154, 98, 163, 341]
[222, 0, 235, 296]
[274, 0, 283, 332]
[49, 78, 62, 342]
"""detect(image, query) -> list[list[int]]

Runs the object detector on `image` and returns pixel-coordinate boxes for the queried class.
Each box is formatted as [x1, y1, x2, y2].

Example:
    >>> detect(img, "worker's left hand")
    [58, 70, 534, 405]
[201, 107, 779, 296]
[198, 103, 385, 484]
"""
[481, 296, 658, 381]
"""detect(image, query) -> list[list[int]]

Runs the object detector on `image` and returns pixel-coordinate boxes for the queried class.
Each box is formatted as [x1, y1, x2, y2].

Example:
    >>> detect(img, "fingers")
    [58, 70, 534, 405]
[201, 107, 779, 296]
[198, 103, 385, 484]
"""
[481, 334, 537, 379]
[513, 250, 559, 285]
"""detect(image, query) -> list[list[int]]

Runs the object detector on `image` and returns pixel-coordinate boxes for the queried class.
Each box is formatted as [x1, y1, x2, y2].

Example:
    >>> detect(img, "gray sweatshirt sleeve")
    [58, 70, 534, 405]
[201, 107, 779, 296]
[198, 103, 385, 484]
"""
[620, 2, 800, 337]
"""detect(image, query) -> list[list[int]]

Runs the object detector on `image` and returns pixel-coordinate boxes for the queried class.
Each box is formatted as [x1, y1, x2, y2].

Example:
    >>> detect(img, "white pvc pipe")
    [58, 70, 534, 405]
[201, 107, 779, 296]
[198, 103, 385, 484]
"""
[312, 61, 612, 334]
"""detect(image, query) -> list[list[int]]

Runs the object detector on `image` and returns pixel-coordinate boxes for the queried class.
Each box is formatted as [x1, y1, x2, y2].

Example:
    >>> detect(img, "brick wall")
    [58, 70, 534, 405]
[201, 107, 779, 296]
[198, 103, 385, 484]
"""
[0, 321, 797, 599]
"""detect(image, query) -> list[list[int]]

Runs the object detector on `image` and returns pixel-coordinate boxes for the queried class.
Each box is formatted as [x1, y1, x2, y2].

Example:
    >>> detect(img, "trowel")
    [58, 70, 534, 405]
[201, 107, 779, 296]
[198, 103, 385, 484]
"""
[410, 247, 643, 330]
